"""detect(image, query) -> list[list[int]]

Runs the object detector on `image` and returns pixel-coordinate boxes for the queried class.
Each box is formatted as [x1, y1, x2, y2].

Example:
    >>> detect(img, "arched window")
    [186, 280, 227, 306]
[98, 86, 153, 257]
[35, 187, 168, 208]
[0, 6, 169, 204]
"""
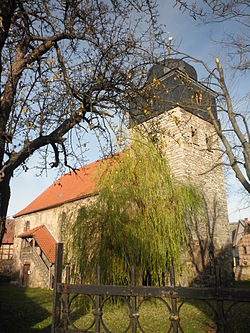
[25, 221, 30, 232]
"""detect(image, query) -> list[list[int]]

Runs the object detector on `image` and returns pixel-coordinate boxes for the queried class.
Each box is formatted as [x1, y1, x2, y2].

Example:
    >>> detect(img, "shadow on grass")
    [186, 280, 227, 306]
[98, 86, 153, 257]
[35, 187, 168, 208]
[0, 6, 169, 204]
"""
[177, 298, 250, 333]
[0, 283, 52, 333]
[182, 195, 250, 332]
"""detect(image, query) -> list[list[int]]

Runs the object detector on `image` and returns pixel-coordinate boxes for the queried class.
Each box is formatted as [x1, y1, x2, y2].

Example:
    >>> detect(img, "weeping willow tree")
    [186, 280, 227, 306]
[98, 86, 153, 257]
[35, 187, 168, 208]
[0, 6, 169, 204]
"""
[66, 135, 203, 285]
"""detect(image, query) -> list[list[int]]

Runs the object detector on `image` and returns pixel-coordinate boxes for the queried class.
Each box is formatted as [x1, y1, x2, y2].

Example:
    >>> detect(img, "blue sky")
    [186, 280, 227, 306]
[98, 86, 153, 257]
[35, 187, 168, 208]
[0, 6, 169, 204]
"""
[7, 1, 249, 222]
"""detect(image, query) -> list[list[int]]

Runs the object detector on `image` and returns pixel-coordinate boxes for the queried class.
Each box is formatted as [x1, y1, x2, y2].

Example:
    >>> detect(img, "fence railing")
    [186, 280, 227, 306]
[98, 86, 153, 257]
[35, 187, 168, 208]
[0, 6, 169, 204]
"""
[51, 243, 250, 333]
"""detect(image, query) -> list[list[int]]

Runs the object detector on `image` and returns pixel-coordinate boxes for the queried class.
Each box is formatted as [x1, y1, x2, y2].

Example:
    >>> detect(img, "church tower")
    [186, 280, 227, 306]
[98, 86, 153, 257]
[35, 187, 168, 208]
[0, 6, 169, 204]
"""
[130, 59, 232, 285]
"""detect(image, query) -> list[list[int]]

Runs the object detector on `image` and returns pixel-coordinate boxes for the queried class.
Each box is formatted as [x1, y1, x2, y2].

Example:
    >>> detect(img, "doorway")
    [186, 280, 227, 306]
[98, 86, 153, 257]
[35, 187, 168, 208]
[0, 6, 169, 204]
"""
[22, 263, 30, 287]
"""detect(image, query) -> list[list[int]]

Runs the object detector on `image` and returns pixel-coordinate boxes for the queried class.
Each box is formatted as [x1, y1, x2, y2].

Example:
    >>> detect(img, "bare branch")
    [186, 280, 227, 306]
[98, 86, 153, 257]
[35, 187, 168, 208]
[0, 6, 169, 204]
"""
[207, 106, 250, 192]
[49, 143, 59, 168]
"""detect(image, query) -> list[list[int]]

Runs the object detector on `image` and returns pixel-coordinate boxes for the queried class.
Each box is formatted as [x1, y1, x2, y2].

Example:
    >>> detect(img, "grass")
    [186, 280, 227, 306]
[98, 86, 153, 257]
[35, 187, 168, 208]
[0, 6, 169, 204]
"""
[0, 282, 250, 332]
[0, 283, 52, 332]
[69, 295, 214, 333]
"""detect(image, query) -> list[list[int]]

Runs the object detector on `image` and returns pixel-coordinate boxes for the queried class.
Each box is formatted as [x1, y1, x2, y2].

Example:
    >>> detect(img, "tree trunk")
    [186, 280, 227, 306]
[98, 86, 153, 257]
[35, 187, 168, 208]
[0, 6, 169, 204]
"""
[0, 177, 11, 245]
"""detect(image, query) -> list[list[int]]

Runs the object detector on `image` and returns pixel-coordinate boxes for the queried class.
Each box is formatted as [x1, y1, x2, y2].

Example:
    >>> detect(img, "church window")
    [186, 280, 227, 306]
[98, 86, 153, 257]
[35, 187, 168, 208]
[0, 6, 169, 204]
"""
[24, 221, 30, 232]
[191, 126, 198, 145]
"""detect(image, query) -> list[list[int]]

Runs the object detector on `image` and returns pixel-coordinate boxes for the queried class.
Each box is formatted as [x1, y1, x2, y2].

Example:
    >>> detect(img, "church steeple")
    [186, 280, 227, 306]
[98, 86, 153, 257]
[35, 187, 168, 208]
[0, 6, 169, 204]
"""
[130, 59, 217, 126]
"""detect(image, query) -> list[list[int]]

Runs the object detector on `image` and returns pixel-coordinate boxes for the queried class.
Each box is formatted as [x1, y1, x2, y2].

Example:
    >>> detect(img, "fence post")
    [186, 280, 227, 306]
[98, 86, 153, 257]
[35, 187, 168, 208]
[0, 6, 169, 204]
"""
[94, 265, 101, 333]
[215, 265, 226, 333]
[63, 265, 70, 331]
[51, 243, 63, 333]
[131, 266, 138, 333]
[169, 265, 179, 333]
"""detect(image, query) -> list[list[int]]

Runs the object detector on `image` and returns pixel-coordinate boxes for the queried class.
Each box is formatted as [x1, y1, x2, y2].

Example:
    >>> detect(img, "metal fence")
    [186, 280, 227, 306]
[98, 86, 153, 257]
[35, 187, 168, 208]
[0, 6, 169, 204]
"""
[51, 243, 250, 333]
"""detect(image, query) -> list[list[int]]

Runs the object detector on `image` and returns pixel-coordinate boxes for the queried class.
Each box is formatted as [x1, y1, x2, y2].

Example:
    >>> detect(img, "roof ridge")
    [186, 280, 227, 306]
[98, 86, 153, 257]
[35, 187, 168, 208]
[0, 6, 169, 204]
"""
[13, 159, 105, 217]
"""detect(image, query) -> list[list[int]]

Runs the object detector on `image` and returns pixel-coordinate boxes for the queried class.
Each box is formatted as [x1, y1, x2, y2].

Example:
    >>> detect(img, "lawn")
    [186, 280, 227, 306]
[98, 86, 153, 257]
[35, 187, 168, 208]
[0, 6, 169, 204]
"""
[0, 283, 250, 332]
[0, 283, 52, 332]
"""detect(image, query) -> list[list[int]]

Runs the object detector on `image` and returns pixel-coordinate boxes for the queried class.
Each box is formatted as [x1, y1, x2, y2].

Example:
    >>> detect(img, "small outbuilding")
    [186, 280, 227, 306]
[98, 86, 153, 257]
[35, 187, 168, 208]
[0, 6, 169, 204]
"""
[232, 218, 250, 280]
[0, 219, 15, 281]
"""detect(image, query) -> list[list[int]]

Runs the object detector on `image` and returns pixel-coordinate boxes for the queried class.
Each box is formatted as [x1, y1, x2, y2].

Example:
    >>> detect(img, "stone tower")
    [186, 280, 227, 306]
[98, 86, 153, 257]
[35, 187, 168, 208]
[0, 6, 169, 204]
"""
[130, 59, 232, 285]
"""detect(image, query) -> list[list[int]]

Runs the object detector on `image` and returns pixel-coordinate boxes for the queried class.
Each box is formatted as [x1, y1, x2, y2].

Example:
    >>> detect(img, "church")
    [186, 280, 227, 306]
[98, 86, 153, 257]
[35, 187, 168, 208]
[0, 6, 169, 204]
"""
[12, 59, 232, 288]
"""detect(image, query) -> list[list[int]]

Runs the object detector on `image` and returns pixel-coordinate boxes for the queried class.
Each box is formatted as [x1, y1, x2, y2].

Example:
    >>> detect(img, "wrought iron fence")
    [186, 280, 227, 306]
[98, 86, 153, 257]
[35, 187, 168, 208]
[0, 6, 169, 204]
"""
[51, 243, 250, 333]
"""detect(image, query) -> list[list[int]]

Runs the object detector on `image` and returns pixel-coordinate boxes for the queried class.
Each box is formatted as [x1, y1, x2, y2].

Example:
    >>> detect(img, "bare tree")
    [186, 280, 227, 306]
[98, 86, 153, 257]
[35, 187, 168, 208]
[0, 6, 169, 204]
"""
[0, 0, 161, 245]
[169, 1, 250, 194]
[174, 0, 249, 23]
[173, 0, 249, 72]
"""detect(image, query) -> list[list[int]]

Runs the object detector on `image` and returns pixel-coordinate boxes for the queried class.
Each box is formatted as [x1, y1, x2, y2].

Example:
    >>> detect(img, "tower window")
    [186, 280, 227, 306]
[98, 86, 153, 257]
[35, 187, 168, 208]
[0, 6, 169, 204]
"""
[191, 127, 198, 145]
[243, 245, 247, 255]
[206, 135, 213, 152]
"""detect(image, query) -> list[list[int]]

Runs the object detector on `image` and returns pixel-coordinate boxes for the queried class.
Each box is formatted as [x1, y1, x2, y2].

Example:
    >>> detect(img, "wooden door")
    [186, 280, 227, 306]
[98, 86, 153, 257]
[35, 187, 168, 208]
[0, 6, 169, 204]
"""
[22, 263, 30, 287]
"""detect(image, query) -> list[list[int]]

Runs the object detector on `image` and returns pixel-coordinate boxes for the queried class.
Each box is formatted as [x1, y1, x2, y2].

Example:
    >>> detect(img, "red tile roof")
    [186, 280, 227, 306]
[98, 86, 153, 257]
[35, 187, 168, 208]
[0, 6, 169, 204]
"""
[2, 219, 14, 244]
[14, 159, 106, 217]
[18, 225, 56, 263]
[19, 225, 44, 238]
